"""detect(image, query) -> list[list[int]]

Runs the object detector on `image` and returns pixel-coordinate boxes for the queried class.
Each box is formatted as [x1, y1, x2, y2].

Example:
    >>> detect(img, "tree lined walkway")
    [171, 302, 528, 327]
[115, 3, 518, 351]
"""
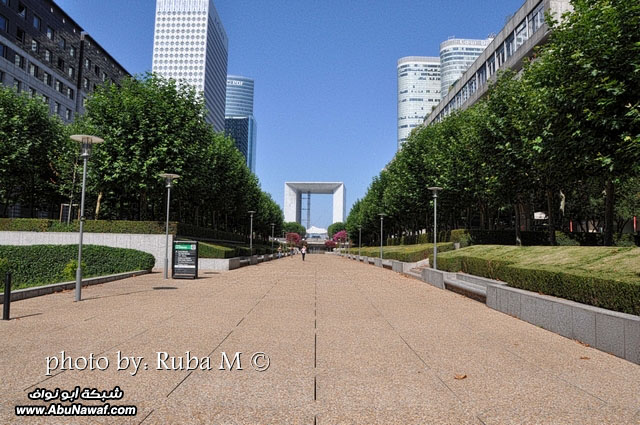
[1, 254, 639, 424]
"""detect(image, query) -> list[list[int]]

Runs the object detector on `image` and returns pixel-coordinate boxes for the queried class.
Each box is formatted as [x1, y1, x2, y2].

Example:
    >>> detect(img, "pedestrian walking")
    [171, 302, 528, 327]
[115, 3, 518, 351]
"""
[277, 246, 282, 259]
[301, 245, 306, 261]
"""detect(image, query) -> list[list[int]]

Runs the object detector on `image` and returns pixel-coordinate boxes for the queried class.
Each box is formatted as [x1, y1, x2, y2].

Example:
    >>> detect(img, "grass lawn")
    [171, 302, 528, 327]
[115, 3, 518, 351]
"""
[348, 242, 454, 263]
[437, 245, 640, 314]
[438, 245, 640, 284]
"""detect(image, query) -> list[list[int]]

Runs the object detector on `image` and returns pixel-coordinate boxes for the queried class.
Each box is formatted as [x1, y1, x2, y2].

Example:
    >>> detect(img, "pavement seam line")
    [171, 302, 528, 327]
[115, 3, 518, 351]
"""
[165, 278, 282, 398]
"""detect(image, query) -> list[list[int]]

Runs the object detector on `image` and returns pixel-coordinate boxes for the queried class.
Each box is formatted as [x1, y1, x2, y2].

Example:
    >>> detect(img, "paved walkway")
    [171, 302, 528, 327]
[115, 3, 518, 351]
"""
[1, 254, 639, 424]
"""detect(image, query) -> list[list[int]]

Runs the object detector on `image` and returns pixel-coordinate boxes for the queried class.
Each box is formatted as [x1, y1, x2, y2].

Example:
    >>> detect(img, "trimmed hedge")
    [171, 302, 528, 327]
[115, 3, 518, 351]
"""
[199, 243, 236, 259]
[437, 250, 640, 315]
[355, 242, 455, 263]
[0, 218, 251, 243]
[0, 245, 155, 290]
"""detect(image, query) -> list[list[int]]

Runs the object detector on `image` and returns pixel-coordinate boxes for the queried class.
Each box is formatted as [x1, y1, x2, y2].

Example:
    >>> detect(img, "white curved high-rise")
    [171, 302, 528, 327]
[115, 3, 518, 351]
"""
[439, 38, 492, 98]
[397, 56, 441, 149]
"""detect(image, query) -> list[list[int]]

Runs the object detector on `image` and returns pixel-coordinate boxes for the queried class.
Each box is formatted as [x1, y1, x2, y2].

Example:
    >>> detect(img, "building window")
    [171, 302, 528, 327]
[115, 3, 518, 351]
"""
[68, 66, 74, 78]
[14, 53, 24, 68]
[0, 14, 7, 32]
[28, 62, 36, 76]
[17, 3, 26, 19]
[54, 102, 60, 114]
[46, 26, 54, 40]
[42, 71, 51, 85]
[54, 79, 61, 91]
[0, 0, 6, 5]
[515, 20, 528, 50]
[16, 27, 25, 42]
[0, 70, 3, 83]
[29, 86, 36, 97]
[42, 94, 49, 104]
[94, 65, 100, 75]
[83, 77, 89, 89]
[69, 46, 76, 57]
[44, 49, 51, 61]
[67, 87, 74, 99]
[31, 39, 39, 53]
[102, 72, 107, 82]
[58, 37, 65, 50]
[57, 57, 64, 70]
[14, 78, 21, 92]
[505, 33, 515, 58]
[0, 42, 5, 59]
[65, 108, 72, 120]
[84, 58, 91, 69]
[32, 14, 40, 30]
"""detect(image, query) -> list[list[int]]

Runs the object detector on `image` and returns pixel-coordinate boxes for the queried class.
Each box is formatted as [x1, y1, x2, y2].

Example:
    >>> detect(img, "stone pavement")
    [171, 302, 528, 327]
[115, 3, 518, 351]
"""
[1, 254, 639, 424]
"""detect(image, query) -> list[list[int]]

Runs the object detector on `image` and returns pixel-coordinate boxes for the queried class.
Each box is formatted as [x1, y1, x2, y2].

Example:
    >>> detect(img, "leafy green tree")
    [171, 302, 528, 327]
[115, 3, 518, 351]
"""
[283, 222, 306, 238]
[0, 86, 67, 217]
[327, 222, 345, 237]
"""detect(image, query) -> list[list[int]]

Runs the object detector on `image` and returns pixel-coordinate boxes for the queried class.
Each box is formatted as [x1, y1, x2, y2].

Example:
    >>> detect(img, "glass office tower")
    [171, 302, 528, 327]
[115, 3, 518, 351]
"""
[225, 75, 257, 172]
[397, 56, 441, 149]
[439, 38, 492, 98]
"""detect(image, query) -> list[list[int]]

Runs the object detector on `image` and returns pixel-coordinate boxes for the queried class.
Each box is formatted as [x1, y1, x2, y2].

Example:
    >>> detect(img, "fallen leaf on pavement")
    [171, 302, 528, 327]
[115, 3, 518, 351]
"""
[580, 356, 590, 360]
[454, 374, 467, 380]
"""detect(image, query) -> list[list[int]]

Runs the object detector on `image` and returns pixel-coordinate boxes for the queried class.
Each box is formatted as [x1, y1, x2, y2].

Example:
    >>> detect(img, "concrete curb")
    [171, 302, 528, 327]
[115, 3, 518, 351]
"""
[0, 270, 150, 304]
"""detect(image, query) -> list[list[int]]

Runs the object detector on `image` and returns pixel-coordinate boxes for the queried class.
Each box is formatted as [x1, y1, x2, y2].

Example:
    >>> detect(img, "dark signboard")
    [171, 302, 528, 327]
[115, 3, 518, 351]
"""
[172, 241, 198, 279]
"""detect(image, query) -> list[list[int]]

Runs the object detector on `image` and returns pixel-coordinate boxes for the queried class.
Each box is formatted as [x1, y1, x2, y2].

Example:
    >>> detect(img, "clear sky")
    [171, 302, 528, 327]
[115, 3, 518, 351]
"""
[56, 0, 523, 229]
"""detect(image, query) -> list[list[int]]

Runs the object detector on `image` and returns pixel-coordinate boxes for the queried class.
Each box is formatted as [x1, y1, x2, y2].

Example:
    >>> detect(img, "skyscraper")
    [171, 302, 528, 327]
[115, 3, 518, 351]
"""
[397, 56, 440, 149]
[439, 38, 492, 98]
[225, 75, 257, 172]
[151, 0, 228, 131]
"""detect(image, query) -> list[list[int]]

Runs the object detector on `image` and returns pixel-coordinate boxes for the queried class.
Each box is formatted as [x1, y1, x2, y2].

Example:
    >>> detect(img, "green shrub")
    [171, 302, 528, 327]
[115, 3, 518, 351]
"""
[0, 245, 155, 290]
[0, 218, 174, 234]
[60, 259, 86, 281]
[450, 229, 471, 247]
[555, 231, 580, 246]
[0, 257, 9, 277]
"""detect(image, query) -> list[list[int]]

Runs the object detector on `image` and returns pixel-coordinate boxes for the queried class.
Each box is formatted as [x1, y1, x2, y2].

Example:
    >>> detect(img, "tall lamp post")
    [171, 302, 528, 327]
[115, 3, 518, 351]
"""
[159, 173, 180, 279]
[248, 211, 256, 256]
[270, 223, 275, 253]
[70, 135, 104, 302]
[378, 213, 387, 259]
[358, 225, 362, 257]
[428, 187, 442, 269]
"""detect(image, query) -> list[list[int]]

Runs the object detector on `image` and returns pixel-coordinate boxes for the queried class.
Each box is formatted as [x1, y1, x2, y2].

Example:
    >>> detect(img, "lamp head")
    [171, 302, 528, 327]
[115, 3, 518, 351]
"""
[71, 134, 104, 158]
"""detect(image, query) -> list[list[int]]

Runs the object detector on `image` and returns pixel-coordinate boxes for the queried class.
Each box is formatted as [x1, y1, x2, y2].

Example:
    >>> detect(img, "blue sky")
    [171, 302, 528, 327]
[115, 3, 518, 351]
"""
[56, 0, 522, 229]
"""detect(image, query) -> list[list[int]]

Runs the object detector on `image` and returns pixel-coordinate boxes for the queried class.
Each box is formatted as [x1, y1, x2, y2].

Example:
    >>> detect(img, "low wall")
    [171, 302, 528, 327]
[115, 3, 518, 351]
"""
[0, 231, 170, 269]
[487, 283, 640, 364]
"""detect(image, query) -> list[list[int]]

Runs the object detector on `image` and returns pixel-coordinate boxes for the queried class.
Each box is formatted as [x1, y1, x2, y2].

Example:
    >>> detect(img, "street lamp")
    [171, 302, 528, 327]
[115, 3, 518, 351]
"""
[428, 187, 443, 269]
[70, 134, 104, 302]
[378, 213, 387, 259]
[159, 173, 180, 279]
[270, 223, 275, 253]
[248, 211, 256, 256]
[358, 225, 362, 257]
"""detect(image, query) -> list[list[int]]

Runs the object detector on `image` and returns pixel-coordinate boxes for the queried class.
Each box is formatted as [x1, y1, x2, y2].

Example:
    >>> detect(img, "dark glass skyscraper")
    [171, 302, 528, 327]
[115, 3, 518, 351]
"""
[225, 75, 257, 172]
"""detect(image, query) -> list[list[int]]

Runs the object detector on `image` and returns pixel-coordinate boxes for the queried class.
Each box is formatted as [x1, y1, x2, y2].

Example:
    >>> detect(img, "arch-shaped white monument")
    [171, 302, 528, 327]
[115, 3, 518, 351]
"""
[284, 182, 345, 224]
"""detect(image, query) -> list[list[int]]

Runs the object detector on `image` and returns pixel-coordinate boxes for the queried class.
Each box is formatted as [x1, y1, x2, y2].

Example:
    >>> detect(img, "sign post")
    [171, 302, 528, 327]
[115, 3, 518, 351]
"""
[172, 241, 198, 279]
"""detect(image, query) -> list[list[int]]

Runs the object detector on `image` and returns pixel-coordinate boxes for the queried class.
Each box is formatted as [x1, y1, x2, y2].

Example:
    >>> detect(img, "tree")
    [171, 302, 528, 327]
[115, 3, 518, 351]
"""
[327, 222, 345, 237]
[0, 86, 67, 217]
[283, 222, 306, 238]
[534, 0, 640, 244]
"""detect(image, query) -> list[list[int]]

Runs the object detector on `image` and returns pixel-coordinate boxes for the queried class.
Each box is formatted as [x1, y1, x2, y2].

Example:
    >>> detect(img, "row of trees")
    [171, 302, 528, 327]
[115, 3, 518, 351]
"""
[0, 74, 284, 240]
[347, 0, 640, 246]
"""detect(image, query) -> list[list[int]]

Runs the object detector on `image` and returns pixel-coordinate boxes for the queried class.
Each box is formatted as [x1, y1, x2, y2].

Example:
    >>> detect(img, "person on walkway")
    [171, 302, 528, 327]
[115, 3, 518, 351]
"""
[301, 245, 306, 261]
[277, 246, 282, 259]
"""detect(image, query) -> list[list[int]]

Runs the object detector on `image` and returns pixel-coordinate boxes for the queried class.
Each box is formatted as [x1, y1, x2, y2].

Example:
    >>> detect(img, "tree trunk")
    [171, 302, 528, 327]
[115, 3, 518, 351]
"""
[95, 192, 103, 220]
[514, 203, 522, 246]
[604, 179, 615, 246]
[547, 189, 556, 246]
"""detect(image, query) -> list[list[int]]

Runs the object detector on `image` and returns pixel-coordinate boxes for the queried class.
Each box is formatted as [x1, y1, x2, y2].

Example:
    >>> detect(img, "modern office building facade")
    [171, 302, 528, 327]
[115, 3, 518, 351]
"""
[225, 75, 257, 172]
[397, 56, 440, 149]
[0, 0, 129, 123]
[152, 0, 228, 131]
[439, 38, 492, 98]
[425, 0, 572, 126]
[224, 116, 249, 159]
